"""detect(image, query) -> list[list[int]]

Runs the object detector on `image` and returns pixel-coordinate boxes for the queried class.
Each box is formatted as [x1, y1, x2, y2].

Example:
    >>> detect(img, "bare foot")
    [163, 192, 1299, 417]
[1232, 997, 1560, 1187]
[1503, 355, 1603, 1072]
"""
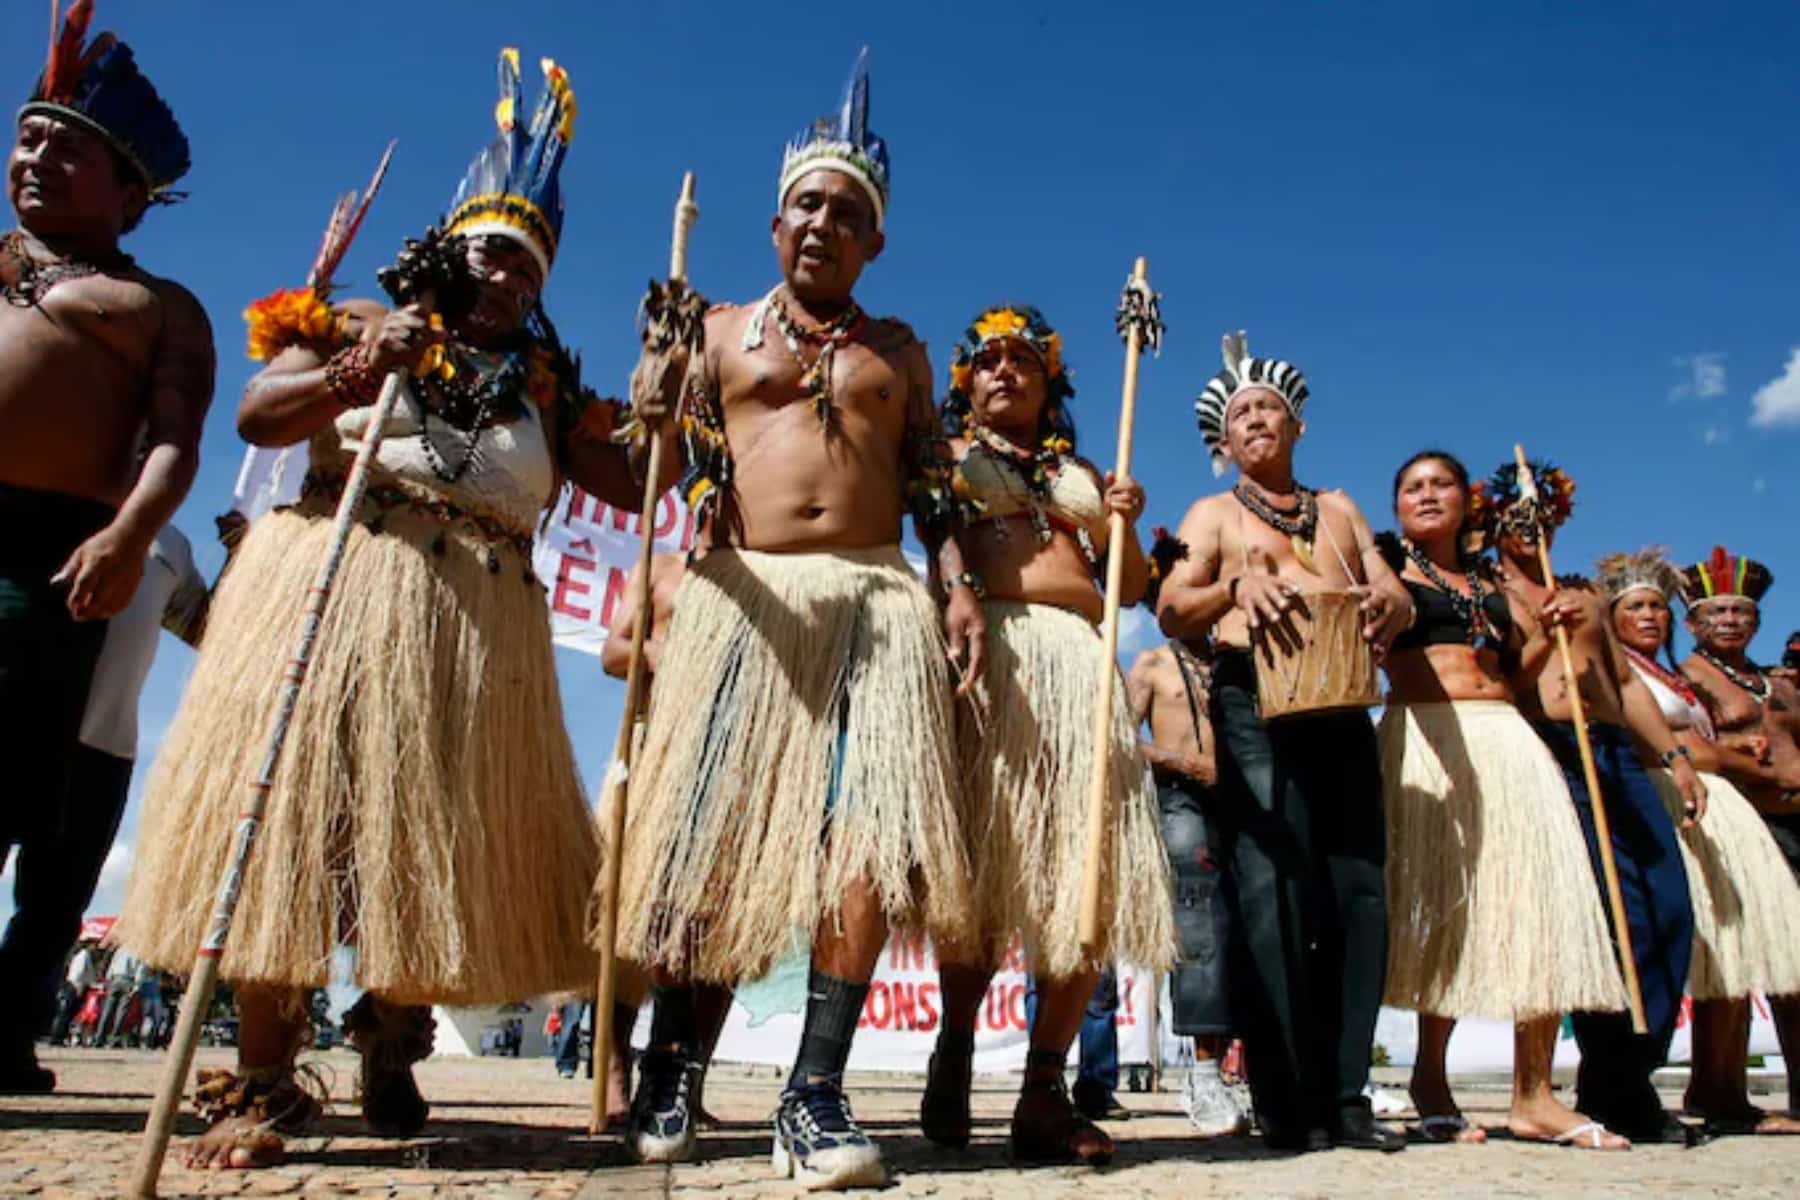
[179, 1117, 284, 1170]
[1508, 1097, 1630, 1150]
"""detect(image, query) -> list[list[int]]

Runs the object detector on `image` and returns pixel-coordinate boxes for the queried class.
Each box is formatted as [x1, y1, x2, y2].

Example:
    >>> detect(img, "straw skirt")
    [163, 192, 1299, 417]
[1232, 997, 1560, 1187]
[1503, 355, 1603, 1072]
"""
[1379, 701, 1627, 1019]
[951, 601, 1175, 978]
[116, 492, 598, 1006]
[608, 546, 972, 983]
[1651, 769, 1800, 1000]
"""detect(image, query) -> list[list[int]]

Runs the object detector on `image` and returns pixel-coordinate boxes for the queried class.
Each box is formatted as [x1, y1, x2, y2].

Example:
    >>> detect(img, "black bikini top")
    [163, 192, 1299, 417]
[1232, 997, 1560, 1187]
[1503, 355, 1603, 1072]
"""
[1390, 577, 1513, 652]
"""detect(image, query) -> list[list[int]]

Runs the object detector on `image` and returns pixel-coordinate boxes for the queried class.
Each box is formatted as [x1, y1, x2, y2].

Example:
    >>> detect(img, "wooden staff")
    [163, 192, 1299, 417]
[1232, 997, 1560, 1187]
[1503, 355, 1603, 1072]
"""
[1079, 258, 1160, 951]
[1513, 444, 1648, 1034]
[590, 172, 699, 1134]
[127, 366, 408, 1198]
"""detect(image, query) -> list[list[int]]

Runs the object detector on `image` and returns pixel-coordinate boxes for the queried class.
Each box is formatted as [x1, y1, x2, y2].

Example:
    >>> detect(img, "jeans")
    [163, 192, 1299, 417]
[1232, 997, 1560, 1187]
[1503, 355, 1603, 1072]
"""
[1157, 768, 1233, 1036]
[1537, 720, 1694, 1129]
[0, 746, 131, 1051]
[1076, 970, 1119, 1096]
[1210, 650, 1388, 1136]
[553, 1001, 588, 1075]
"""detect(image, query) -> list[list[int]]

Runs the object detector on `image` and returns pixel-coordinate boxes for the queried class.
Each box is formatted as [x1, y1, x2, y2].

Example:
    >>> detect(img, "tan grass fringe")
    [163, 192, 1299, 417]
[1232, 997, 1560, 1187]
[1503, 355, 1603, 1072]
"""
[949, 602, 1175, 978]
[1379, 701, 1627, 1020]
[116, 498, 598, 1006]
[607, 546, 971, 983]
[1651, 770, 1800, 1000]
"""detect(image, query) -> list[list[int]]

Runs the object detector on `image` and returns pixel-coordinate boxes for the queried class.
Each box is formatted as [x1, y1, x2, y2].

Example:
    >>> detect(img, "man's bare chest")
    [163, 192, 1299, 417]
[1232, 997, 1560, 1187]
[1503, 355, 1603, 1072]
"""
[0, 275, 159, 374]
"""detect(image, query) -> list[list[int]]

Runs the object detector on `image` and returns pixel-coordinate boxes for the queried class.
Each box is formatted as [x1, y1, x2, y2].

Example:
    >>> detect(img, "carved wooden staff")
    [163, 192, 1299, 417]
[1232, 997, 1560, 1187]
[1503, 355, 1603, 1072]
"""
[590, 172, 700, 1133]
[1078, 259, 1163, 952]
[1513, 444, 1648, 1033]
[127, 153, 402, 1200]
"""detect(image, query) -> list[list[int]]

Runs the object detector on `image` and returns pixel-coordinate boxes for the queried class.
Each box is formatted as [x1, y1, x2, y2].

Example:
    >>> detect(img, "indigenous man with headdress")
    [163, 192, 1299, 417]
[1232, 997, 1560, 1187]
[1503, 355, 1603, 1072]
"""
[114, 51, 673, 1168]
[1154, 333, 1414, 1152]
[1127, 532, 1250, 1138]
[0, 3, 212, 1094]
[1483, 461, 1706, 1145]
[1677, 546, 1800, 1118]
[1599, 545, 1800, 1136]
[914, 305, 1173, 1166]
[607, 51, 977, 1190]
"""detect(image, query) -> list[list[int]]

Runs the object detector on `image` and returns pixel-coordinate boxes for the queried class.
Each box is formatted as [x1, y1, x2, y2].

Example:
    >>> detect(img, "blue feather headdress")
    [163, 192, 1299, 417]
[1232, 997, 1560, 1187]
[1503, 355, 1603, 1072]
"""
[445, 49, 576, 280]
[778, 48, 890, 230]
[19, 1, 189, 201]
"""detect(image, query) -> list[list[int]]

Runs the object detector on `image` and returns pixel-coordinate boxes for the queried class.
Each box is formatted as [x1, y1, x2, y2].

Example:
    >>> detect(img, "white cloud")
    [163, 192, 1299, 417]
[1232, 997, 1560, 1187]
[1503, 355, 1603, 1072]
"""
[1750, 348, 1800, 427]
[1116, 605, 1158, 659]
[1702, 426, 1729, 446]
[90, 842, 134, 915]
[1670, 352, 1728, 403]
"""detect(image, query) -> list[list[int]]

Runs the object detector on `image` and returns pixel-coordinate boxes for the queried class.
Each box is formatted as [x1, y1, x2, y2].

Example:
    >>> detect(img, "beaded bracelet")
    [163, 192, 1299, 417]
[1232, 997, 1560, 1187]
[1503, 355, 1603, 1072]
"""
[323, 342, 384, 409]
[944, 570, 986, 600]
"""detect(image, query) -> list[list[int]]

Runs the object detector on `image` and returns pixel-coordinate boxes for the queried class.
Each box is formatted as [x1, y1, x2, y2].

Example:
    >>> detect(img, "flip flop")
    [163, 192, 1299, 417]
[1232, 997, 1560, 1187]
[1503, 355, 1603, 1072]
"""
[1550, 1120, 1627, 1150]
[1418, 1114, 1486, 1143]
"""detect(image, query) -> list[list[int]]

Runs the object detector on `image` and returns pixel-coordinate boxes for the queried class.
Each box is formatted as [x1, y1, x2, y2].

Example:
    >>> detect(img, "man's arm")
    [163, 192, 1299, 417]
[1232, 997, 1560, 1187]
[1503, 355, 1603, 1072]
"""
[1155, 498, 1231, 641]
[902, 340, 984, 694]
[1339, 493, 1413, 647]
[55, 284, 215, 620]
[601, 562, 647, 681]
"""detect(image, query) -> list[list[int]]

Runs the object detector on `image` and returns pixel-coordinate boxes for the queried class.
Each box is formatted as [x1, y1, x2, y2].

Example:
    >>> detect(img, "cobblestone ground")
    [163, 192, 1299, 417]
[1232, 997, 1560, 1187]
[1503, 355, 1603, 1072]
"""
[1, 1047, 1795, 1197]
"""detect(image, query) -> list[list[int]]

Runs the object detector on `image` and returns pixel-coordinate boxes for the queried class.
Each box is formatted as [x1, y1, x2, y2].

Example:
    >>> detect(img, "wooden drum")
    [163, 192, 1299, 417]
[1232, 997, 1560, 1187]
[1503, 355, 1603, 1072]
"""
[1253, 589, 1381, 720]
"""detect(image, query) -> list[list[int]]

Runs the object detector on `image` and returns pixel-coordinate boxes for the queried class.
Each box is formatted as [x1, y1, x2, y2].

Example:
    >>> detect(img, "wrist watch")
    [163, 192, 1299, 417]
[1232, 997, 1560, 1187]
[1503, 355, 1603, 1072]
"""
[1660, 744, 1693, 768]
[944, 570, 986, 601]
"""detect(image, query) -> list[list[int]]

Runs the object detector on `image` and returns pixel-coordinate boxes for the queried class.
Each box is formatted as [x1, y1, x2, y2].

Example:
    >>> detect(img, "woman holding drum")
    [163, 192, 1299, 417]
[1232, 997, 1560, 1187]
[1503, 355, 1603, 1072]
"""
[918, 305, 1174, 1166]
[1377, 451, 1629, 1149]
[1599, 546, 1800, 1136]
[1155, 332, 1413, 1153]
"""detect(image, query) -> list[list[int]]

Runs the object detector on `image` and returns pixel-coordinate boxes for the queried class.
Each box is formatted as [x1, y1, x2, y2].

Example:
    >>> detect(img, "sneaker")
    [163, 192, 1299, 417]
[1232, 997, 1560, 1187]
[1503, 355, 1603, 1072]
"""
[772, 1080, 887, 1191]
[627, 1048, 700, 1164]
[1182, 1064, 1250, 1137]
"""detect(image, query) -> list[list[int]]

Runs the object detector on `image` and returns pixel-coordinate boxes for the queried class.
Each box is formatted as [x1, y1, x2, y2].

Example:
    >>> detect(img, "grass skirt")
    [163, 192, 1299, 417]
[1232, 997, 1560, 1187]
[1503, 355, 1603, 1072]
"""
[608, 546, 971, 983]
[1651, 770, 1800, 1000]
[116, 494, 598, 1005]
[951, 602, 1175, 978]
[1379, 701, 1626, 1019]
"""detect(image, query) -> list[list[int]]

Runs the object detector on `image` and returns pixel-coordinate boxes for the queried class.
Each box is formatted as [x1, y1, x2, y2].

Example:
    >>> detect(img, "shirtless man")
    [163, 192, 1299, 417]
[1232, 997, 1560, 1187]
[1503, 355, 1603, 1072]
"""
[1678, 547, 1800, 1114]
[0, 16, 210, 1093]
[1127, 615, 1250, 1138]
[1155, 333, 1412, 1153]
[1486, 461, 1706, 1146]
[609, 53, 978, 1189]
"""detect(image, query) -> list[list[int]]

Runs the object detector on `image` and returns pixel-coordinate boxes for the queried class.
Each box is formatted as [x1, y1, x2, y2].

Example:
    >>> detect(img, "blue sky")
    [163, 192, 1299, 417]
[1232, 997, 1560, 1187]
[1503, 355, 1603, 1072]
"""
[6, 2, 1800, 924]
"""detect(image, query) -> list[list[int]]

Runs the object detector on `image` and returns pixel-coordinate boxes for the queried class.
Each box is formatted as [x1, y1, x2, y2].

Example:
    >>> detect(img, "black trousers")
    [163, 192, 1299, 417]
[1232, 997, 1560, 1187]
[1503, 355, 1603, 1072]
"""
[1209, 649, 1388, 1135]
[1155, 767, 1233, 1037]
[1536, 721, 1693, 1131]
[0, 484, 115, 1054]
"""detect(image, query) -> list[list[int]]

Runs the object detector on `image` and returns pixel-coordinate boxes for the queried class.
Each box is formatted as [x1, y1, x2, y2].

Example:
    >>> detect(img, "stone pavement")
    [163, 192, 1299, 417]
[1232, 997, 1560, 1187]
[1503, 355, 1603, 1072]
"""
[1, 1047, 1795, 1197]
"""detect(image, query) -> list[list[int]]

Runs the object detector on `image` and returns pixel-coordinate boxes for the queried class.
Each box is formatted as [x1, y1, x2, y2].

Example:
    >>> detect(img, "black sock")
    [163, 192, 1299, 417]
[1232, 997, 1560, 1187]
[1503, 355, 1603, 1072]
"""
[648, 983, 699, 1059]
[786, 967, 869, 1092]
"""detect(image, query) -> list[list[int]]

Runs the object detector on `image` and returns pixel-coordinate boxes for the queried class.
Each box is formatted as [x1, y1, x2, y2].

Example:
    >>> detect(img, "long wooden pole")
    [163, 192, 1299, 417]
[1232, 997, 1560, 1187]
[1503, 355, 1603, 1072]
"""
[1513, 444, 1648, 1034]
[1078, 257, 1151, 952]
[127, 368, 409, 1198]
[590, 172, 698, 1134]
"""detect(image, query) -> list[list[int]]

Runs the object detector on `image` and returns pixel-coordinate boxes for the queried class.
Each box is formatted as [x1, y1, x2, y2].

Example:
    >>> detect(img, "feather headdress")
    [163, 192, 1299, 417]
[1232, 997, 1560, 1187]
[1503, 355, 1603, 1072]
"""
[445, 49, 577, 280]
[20, 1, 189, 199]
[778, 48, 890, 230]
[1596, 546, 1684, 606]
[1681, 546, 1773, 609]
[1193, 331, 1309, 475]
[1469, 459, 1576, 536]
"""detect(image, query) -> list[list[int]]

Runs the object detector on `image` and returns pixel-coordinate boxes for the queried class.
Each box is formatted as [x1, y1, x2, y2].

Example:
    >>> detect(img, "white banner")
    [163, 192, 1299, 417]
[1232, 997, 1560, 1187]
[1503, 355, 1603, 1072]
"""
[231, 447, 694, 657]
[701, 938, 1157, 1074]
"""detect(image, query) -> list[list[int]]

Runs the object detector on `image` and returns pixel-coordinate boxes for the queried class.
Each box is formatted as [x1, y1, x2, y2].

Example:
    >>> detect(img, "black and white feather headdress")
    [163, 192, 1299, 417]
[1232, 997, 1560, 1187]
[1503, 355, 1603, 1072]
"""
[1194, 331, 1308, 475]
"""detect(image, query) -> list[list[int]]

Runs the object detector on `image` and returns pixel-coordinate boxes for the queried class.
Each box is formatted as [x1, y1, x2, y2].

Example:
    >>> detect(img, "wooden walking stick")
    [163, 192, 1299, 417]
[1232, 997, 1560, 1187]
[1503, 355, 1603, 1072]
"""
[126, 149, 404, 1200]
[1512, 445, 1648, 1034]
[1079, 259, 1163, 953]
[590, 172, 701, 1134]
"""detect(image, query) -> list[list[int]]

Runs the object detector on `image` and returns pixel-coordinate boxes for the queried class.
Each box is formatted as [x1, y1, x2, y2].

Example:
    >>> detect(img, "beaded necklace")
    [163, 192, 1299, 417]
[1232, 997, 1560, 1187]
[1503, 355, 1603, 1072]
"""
[413, 346, 528, 483]
[1696, 647, 1771, 703]
[1402, 536, 1499, 645]
[0, 230, 130, 307]
[968, 423, 1067, 545]
[768, 290, 865, 424]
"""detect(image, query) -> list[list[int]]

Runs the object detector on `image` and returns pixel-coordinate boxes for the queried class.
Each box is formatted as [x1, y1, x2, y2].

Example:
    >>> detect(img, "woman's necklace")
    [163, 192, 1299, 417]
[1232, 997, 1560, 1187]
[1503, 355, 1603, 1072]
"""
[413, 346, 527, 483]
[1402, 536, 1498, 645]
[1696, 647, 1770, 703]
[768, 290, 865, 424]
[1624, 646, 1701, 705]
[1233, 481, 1321, 572]
[0, 230, 130, 307]
[970, 423, 1063, 544]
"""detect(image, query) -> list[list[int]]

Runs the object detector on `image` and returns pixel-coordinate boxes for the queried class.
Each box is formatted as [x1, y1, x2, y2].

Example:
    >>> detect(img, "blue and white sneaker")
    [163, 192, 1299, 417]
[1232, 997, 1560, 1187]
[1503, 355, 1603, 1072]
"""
[626, 1048, 700, 1164]
[772, 1080, 887, 1190]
